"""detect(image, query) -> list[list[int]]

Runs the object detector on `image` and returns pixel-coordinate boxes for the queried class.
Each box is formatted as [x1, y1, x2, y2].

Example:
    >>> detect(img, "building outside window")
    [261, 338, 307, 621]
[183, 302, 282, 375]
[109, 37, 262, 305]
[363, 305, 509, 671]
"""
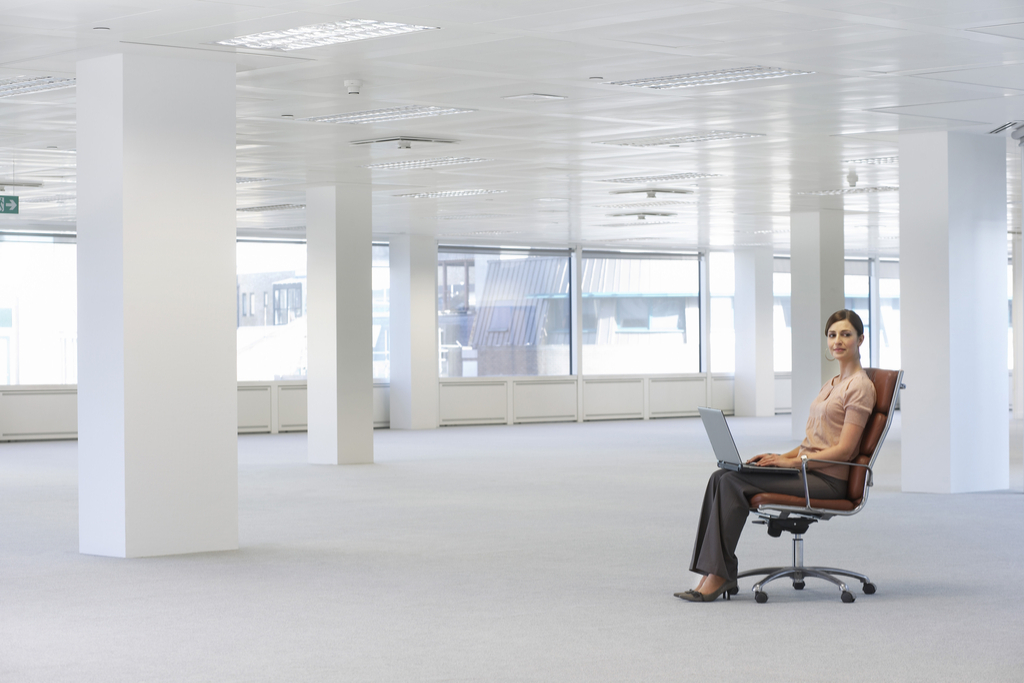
[438, 247, 570, 377]
[581, 253, 700, 374]
[237, 240, 307, 381]
[845, 260, 871, 367]
[0, 236, 77, 385]
[372, 244, 390, 381]
[773, 259, 791, 373]
[877, 259, 901, 370]
[709, 251, 735, 373]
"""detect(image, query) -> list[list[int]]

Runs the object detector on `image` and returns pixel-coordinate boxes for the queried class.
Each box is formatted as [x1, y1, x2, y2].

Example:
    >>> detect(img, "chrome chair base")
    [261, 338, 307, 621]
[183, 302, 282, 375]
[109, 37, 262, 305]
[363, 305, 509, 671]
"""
[737, 533, 875, 603]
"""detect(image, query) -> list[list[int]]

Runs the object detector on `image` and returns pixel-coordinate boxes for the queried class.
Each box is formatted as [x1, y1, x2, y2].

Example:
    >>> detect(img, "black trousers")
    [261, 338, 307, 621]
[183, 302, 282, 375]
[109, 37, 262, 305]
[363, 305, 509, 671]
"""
[689, 469, 847, 581]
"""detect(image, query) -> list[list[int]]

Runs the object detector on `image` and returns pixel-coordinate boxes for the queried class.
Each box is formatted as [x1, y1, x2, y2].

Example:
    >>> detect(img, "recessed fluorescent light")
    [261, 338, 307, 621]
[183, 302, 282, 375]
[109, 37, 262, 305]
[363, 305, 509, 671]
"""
[365, 157, 487, 170]
[437, 214, 511, 220]
[608, 211, 677, 218]
[607, 66, 812, 90]
[440, 230, 519, 235]
[537, 197, 567, 202]
[395, 189, 507, 198]
[599, 201, 697, 209]
[20, 195, 75, 204]
[0, 76, 75, 98]
[598, 131, 764, 146]
[600, 173, 721, 184]
[596, 220, 678, 227]
[843, 157, 898, 165]
[215, 19, 437, 51]
[502, 93, 566, 101]
[236, 177, 271, 184]
[303, 105, 475, 124]
[796, 186, 899, 196]
[236, 204, 306, 212]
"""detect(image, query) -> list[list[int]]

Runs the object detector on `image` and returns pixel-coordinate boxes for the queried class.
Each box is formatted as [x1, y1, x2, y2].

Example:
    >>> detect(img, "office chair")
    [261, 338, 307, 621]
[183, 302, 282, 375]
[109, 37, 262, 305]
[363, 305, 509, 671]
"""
[736, 368, 904, 603]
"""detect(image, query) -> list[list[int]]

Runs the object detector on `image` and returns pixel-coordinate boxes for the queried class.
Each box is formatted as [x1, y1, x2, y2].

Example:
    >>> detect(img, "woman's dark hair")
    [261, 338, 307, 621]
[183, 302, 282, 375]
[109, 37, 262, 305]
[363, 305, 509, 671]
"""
[824, 309, 864, 337]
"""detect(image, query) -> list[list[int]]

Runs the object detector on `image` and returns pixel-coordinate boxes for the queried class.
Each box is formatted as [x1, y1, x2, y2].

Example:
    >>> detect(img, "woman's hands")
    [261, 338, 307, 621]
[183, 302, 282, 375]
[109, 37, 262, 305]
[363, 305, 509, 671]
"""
[746, 452, 800, 468]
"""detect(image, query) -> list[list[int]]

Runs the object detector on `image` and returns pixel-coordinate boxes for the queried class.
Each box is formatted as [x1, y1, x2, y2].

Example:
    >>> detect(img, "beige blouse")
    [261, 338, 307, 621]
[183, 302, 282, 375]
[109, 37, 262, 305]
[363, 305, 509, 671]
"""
[799, 370, 876, 481]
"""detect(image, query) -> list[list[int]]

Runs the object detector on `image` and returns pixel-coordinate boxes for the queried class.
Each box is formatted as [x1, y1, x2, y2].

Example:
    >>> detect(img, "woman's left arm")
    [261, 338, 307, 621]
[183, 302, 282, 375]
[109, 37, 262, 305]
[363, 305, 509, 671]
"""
[803, 420, 866, 467]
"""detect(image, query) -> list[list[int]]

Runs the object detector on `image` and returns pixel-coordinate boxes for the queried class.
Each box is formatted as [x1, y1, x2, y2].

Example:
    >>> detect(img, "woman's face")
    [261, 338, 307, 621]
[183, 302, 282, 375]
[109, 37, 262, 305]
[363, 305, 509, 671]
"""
[826, 319, 864, 361]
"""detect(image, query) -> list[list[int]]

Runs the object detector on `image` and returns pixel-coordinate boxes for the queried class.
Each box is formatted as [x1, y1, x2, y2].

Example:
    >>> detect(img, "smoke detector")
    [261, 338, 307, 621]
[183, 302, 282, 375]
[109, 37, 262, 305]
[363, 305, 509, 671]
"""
[344, 79, 362, 95]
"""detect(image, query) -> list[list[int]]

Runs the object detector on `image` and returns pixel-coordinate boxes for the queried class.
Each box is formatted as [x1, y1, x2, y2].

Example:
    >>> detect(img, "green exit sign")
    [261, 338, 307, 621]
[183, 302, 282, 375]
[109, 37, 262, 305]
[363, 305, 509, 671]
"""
[0, 196, 18, 214]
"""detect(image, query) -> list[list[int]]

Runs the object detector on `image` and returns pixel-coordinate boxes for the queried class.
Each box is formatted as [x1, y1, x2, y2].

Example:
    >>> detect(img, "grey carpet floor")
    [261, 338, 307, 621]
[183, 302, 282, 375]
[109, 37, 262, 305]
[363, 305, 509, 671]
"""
[1, 414, 1022, 683]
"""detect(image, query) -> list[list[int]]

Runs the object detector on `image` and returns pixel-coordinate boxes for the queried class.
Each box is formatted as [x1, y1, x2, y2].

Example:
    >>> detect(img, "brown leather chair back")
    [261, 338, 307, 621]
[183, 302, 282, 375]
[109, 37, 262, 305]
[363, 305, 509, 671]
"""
[846, 368, 901, 504]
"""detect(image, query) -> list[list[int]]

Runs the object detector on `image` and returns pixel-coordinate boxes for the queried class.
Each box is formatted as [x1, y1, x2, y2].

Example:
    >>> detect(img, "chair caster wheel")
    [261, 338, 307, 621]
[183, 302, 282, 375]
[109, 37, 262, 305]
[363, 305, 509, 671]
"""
[754, 591, 768, 603]
[841, 591, 855, 603]
[793, 581, 805, 590]
[863, 583, 876, 594]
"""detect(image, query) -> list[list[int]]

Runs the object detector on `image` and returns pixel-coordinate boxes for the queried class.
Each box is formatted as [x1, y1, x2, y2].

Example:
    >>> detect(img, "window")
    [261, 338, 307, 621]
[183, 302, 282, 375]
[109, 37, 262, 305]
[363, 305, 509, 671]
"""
[845, 260, 871, 367]
[773, 260, 791, 372]
[709, 251, 735, 373]
[581, 253, 700, 374]
[372, 244, 390, 381]
[1009, 261, 1014, 372]
[438, 247, 570, 377]
[237, 241, 307, 381]
[0, 236, 77, 385]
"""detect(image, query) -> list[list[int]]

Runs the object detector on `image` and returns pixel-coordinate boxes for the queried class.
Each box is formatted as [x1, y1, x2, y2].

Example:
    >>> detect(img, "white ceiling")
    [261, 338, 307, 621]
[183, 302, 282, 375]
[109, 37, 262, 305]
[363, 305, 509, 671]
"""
[1, 0, 1024, 256]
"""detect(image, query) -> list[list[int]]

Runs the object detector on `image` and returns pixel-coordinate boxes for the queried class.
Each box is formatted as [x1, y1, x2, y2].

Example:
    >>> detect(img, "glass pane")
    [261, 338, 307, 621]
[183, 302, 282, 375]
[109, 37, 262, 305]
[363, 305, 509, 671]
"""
[878, 278, 900, 370]
[773, 271, 792, 372]
[1010, 262, 1014, 372]
[237, 241, 307, 381]
[844, 273, 871, 367]
[0, 238, 77, 385]
[709, 251, 735, 373]
[438, 249, 570, 377]
[581, 256, 700, 375]
[372, 245, 390, 381]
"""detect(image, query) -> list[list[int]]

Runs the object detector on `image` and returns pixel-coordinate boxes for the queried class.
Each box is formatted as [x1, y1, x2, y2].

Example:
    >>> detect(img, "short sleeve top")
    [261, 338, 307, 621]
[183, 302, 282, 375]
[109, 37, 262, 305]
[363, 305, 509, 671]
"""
[799, 370, 876, 481]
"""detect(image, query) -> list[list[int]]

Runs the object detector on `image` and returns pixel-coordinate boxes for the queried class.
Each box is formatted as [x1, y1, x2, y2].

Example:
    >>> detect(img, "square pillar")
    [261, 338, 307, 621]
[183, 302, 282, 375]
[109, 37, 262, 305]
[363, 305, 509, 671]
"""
[77, 52, 237, 557]
[790, 208, 844, 439]
[307, 185, 374, 464]
[900, 131, 1008, 493]
[389, 234, 438, 429]
[734, 247, 775, 416]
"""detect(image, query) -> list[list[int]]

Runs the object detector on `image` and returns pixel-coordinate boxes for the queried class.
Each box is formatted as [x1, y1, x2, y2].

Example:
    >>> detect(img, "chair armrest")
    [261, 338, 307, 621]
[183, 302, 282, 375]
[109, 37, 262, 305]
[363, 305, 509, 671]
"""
[798, 456, 874, 510]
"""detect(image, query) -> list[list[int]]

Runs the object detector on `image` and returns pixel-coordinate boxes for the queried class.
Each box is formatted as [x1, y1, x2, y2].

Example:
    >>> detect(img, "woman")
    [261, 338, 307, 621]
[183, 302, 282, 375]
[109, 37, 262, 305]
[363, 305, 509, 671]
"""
[676, 309, 876, 602]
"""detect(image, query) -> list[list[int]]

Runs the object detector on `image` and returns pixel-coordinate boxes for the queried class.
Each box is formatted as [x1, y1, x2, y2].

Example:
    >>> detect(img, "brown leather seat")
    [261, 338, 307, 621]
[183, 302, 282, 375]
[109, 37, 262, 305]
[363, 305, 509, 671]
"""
[736, 367, 903, 603]
[748, 368, 901, 511]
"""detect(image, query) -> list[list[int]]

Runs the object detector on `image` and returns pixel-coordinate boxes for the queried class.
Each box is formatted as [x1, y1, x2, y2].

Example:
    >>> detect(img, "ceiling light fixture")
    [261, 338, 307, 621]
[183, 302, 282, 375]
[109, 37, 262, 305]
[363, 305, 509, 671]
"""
[607, 65, 812, 90]
[437, 214, 511, 220]
[844, 157, 898, 165]
[600, 172, 721, 184]
[598, 131, 764, 146]
[610, 188, 694, 198]
[599, 200, 697, 209]
[364, 157, 487, 170]
[796, 186, 898, 196]
[236, 177, 271, 184]
[303, 105, 475, 124]
[236, 204, 306, 212]
[502, 93, 567, 101]
[607, 212, 677, 219]
[0, 76, 76, 98]
[215, 19, 437, 51]
[596, 220, 677, 227]
[351, 135, 458, 148]
[395, 189, 507, 198]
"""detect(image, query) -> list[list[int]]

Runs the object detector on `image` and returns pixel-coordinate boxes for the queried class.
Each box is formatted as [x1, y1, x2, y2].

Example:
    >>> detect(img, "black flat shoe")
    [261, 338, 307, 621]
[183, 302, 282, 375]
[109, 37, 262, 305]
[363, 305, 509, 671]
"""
[675, 580, 738, 602]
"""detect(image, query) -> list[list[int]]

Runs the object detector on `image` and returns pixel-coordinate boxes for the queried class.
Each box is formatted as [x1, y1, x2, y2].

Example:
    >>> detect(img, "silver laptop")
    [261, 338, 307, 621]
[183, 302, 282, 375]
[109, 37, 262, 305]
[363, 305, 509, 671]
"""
[698, 407, 799, 475]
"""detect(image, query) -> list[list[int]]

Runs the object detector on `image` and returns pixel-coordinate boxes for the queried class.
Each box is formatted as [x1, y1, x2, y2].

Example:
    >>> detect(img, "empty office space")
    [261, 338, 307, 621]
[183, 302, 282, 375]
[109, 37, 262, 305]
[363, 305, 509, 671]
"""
[1, 1, 1023, 681]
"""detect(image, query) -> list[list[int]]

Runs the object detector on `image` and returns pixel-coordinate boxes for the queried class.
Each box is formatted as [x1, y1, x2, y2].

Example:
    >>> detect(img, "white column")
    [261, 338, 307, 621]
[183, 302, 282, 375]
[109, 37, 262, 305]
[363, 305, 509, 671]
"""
[77, 52, 237, 558]
[306, 185, 374, 464]
[389, 234, 439, 429]
[733, 247, 775, 416]
[900, 131, 1008, 493]
[790, 209, 844, 440]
